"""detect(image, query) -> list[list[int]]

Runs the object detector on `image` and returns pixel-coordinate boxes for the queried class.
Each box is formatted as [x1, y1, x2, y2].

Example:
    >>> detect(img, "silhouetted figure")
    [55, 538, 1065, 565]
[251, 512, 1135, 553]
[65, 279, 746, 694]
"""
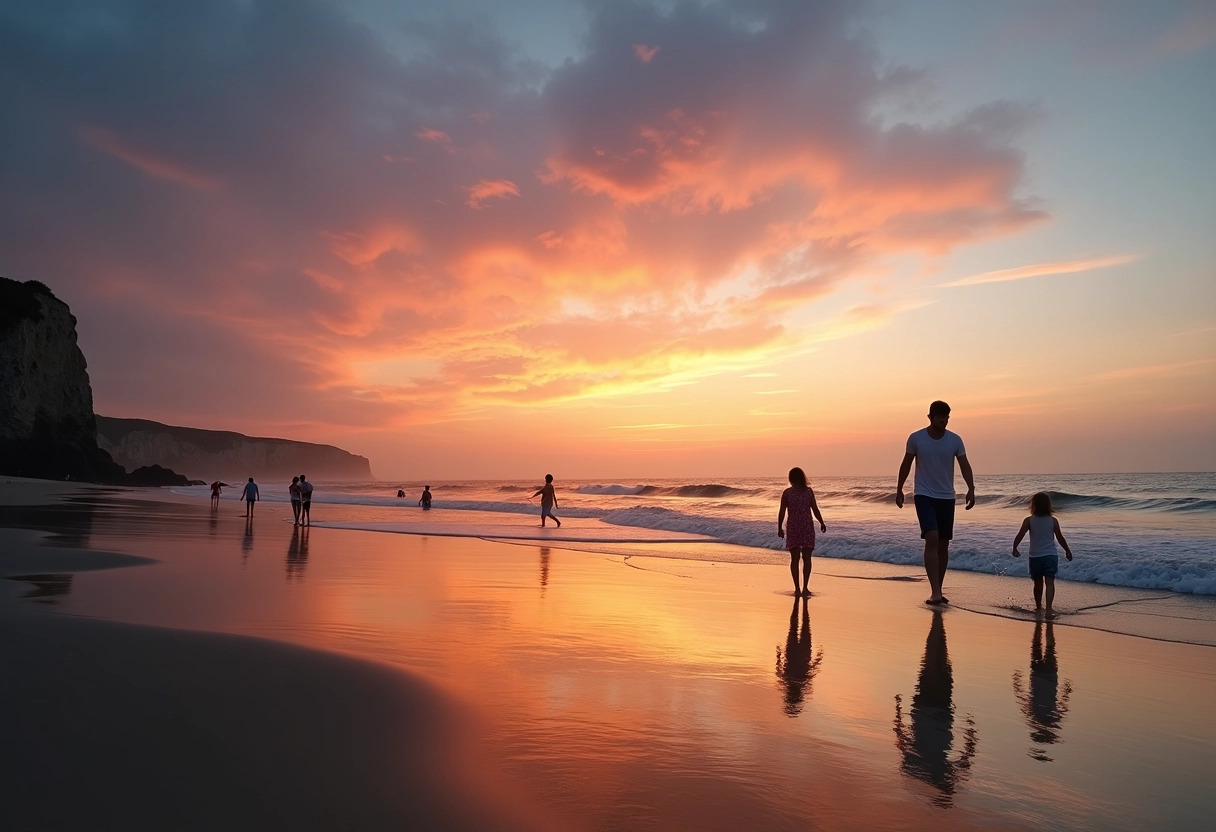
[1012, 620, 1072, 761]
[894, 611, 978, 807]
[1012, 492, 1074, 618]
[210, 480, 229, 507]
[240, 477, 259, 518]
[286, 525, 310, 580]
[298, 474, 313, 526]
[290, 476, 303, 526]
[419, 486, 432, 510]
[775, 595, 823, 717]
[532, 474, 560, 527]
[777, 466, 826, 596]
[397, 489, 405, 499]
[895, 401, 976, 605]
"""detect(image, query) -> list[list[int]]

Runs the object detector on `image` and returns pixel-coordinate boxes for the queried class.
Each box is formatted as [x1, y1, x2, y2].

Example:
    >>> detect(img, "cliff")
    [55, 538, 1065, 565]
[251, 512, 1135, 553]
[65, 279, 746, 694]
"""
[0, 277, 127, 481]
[96, 417, 373, 481]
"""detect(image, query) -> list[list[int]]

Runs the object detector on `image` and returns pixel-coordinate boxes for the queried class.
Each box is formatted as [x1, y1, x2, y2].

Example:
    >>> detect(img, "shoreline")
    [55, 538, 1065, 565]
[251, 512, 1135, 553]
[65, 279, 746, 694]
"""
[3, 479, 1216, 830]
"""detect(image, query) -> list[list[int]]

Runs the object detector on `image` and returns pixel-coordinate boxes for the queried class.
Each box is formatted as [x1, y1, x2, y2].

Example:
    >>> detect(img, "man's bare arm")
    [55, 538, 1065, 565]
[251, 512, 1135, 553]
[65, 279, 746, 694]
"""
[895, 452, 914, 508]
[958, 455, 976, 510]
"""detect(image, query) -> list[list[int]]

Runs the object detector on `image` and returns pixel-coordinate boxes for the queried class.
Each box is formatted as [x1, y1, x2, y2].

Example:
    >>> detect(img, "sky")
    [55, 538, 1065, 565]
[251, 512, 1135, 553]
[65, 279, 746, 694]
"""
[2, 0, 1213, 479]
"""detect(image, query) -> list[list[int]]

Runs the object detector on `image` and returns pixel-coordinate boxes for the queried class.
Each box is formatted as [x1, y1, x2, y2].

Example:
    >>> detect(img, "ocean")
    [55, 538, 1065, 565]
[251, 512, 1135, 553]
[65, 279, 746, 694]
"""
[181, 472, 1216, 597]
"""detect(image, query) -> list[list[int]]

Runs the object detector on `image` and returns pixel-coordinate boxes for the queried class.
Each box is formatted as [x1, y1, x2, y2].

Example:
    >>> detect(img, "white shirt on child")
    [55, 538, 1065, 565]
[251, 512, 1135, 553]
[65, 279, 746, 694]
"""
[1028, 515, 1057, 557]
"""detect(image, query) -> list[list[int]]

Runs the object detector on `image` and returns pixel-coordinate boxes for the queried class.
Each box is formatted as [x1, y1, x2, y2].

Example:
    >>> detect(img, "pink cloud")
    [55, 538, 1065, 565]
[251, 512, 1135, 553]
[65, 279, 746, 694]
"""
[465, 178, 521, 208]
[78, 126, 221, 190]
[633, 44, 659, 63]
[416, 127, 454, 148]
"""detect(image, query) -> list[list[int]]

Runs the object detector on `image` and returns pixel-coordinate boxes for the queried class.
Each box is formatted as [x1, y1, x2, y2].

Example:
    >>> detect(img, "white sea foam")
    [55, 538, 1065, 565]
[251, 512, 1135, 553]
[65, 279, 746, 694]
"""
[172, 472, 1216, 596]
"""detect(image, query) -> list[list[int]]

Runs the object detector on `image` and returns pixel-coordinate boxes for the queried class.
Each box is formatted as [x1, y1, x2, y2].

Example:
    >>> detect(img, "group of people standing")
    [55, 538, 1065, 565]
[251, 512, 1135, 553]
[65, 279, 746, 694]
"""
[210, 475, 313, 524]
[780, 400, 1074, 617]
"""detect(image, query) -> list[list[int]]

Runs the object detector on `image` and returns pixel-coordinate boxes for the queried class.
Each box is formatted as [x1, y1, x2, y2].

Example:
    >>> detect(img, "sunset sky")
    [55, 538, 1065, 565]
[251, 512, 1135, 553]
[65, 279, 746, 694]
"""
[2, 0, 1213, 479]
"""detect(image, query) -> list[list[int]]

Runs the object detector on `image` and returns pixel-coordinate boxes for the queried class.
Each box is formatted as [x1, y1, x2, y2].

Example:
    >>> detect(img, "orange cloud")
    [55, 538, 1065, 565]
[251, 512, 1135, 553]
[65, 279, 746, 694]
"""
[324, 224, 418, 266]
[78, 126, 220, 190]
[465, 178, 521, 208]
[943, 254, 1139, 287]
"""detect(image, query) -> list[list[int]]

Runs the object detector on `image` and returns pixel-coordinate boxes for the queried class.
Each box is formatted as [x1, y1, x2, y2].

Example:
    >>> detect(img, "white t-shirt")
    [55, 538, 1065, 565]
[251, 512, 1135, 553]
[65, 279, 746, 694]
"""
[299, 481, 314, 500]
[906, 428, 966, 499]
[1028, 515, 1057, 557]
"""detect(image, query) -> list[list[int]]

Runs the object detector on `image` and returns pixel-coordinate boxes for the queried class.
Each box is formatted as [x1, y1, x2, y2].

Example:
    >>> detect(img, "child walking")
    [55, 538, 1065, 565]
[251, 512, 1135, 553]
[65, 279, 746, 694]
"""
[777, 467, 826, 597]
[1012, 492, 1074, 618]
[532, 474, 561, 528]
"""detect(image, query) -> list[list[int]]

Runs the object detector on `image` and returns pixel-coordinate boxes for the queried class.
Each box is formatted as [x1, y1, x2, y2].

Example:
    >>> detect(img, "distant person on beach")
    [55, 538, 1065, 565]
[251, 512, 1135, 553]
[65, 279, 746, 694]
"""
[298, 474, 313, 526]
[1012, 492, 1073, 619]
[419, 486, 432, 510]
[240, 477, 259, 518]
[289, 476, 302, 525]
[397, 489, 405, 499]
[210, 480, 229, 507]
[532, 474, 561, 527]
[896, 400, 975, 606]
[777, 467, 826, 597]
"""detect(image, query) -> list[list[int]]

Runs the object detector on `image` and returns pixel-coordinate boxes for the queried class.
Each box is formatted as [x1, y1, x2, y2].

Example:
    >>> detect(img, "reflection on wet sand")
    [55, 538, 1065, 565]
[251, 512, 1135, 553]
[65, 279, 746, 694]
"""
[894, 611, 978, 807]
[538, 547, 550, 594]
[1012, 619, 1072, 762]
[242, 516, 254, 559]
[286, 526, 309, 580]
[0, 502, 97, 549]
[7, 573, 74, 603]
[775, 596, 823, 717]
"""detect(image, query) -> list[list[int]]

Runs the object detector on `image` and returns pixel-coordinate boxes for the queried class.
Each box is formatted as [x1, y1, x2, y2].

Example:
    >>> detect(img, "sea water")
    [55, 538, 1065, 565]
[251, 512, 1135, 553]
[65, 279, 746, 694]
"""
[179, 472, 1216, 596]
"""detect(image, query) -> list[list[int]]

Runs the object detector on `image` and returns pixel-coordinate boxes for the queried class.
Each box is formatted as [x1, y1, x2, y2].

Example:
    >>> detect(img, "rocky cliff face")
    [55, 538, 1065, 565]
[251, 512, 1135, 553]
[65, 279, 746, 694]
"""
[96, 417, 373, 481]
[0, 277, 126, 481]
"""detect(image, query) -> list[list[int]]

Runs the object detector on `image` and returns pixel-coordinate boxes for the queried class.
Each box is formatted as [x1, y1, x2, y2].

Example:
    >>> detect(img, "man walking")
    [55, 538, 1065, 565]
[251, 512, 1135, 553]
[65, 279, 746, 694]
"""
[896, 401, 975, 606]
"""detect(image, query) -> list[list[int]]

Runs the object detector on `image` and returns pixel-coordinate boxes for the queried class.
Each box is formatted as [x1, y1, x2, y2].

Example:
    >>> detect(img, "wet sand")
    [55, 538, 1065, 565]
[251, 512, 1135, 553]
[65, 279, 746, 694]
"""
[3, 479, 1215, 831]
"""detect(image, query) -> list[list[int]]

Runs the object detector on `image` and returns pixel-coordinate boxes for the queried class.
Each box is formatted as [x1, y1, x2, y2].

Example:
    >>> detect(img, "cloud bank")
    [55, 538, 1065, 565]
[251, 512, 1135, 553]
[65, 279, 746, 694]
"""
[0, 0, 1044, 442]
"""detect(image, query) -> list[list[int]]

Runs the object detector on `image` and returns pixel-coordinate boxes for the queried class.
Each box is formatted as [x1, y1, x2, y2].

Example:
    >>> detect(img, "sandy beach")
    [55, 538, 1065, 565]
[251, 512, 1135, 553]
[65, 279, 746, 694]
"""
[3, 479, 1215, 831]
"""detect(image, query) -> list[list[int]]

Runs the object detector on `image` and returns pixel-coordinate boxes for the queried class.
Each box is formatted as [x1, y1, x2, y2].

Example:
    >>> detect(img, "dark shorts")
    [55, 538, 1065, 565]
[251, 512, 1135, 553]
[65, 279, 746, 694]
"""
[913, 495, 955, 540]
[1029, 556, 1058, 578]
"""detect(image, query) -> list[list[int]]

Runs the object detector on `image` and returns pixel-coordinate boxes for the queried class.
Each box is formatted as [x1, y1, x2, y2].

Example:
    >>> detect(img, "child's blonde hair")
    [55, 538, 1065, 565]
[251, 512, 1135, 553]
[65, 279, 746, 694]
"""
[1030, 492, 1053, 517]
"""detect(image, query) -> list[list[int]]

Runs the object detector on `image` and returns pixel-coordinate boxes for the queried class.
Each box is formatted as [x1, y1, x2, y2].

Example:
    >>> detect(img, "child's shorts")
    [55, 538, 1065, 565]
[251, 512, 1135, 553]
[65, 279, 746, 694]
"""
[1029, 555, 1058, 578]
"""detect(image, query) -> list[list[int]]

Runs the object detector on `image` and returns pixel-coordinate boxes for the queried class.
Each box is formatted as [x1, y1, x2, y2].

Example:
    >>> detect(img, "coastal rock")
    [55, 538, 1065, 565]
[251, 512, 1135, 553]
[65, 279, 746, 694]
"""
[0, 277, 125, 481]
[96, 417, 373, 481]
[125, 465, 199, 487]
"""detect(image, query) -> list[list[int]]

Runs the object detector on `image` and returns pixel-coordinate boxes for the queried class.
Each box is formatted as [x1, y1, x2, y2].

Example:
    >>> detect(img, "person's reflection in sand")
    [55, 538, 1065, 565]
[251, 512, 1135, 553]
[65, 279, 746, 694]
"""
[1012, 619, 1072, 761]
[775, 596, 823, 717]
[538, 547, 550, 595]
[208, 502, 219, 536]
[241, 516, 254, 560]
[893, 610, 978, 807]
[286, 525, 310, 580]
